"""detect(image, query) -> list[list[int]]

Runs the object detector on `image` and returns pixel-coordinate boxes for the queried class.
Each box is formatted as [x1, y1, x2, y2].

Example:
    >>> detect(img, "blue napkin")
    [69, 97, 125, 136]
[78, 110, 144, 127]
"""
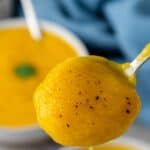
[19, 0, 150, 125]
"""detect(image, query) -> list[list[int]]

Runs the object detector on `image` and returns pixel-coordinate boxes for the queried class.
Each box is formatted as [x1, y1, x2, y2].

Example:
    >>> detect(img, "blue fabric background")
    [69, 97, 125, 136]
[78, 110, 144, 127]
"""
[20, 0, 150, 125]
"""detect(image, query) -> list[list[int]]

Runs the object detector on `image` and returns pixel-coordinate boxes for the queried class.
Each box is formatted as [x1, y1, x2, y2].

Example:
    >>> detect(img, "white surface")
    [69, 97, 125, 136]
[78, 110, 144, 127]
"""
[0, 125, 147, 150]
[126, 124, 150, 143]
[58, 132, 150, 150]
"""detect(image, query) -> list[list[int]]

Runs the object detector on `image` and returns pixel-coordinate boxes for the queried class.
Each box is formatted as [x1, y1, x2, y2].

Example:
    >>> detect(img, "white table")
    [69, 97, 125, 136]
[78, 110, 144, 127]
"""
[0, 124, 149, 150]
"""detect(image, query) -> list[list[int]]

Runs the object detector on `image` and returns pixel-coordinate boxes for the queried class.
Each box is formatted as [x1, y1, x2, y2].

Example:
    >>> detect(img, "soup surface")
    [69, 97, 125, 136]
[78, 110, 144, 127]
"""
[0, 27, 77, 127]
[34, 56, 140, 146]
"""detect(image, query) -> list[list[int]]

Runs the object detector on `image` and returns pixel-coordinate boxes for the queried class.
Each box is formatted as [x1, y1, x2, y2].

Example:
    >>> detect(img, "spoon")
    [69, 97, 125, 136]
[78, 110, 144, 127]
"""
[21, 0, 42, 40]
[125, 44, 150, 76]
[34, 44, 150, 147]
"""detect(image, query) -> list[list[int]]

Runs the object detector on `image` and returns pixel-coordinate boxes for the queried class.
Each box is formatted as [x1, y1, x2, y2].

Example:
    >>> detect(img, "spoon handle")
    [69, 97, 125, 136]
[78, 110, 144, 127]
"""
[21, 0, 42, 40]
[125, 44, 150, 76]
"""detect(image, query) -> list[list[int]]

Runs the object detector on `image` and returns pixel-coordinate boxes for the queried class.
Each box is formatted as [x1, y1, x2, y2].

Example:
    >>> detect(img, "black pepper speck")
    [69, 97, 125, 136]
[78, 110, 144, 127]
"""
[127, 102, 131, 105]
[95, 96, 100, 100]
[126, 109, 131, 114]
[126, 97, 130, 100]
[75, 105, 78, 108]
[66, 123, 70, 128]
[89, 106, 94, 109]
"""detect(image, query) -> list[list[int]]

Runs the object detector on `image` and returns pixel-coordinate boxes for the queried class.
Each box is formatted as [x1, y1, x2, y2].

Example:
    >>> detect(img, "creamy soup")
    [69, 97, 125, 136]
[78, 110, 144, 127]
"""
[34, 56, 140, 146]
[0, 27, 77, 127]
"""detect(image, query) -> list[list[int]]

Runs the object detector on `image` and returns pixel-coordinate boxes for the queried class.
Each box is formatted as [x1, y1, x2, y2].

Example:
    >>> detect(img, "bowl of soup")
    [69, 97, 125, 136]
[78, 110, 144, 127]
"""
[0, 18, 88, 144]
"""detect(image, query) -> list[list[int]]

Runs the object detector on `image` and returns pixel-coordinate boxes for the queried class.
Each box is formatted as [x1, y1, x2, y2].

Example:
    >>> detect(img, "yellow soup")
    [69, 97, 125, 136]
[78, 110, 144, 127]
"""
[34, 56, 140, 146]
[93, 144, 135, 150]
[0, 27, 78, 127]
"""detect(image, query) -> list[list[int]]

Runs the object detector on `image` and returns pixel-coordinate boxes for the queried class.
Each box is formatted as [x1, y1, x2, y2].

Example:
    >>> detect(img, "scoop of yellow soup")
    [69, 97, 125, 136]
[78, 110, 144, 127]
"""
[34, 56, 141, 146]
[0, 27, 77, 127]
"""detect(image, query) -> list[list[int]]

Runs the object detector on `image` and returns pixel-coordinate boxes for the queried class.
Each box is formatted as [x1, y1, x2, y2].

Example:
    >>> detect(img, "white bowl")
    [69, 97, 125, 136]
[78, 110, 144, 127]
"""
[59, 136, 150, 150]
[109, 136, 150, 150]
[0, 18, 88, 145]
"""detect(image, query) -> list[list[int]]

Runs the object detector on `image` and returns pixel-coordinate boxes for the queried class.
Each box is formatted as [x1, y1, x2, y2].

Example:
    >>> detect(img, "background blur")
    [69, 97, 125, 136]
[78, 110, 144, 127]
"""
[0, 0, 150, 149]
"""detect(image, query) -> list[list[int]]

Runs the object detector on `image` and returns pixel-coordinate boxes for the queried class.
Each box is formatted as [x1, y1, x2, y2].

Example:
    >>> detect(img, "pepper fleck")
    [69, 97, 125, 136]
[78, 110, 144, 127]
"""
[66, 123, 70, 128]
[78, 91, 82, 95]
[98, 80, 101, 84]
[75, 105, 78, 108]
[89, 106, 94, 109]
[126, 97, 130, 100]
[95, 96, 100, 100]
[127, 102, 131, 105]
[59, 114, 63, 118]
[126, 109, 131, 114]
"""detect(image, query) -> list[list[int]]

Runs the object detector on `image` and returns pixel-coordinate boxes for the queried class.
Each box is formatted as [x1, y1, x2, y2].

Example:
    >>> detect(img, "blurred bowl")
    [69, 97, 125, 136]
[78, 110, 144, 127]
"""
[58, 136, 150, 150]
[110, 136, 150, 150]
[0, 18, 88, 145]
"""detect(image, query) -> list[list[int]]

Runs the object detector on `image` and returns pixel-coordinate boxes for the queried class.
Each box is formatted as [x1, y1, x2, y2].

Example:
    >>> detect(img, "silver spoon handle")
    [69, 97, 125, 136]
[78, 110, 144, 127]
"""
[21, 0, 42, 40]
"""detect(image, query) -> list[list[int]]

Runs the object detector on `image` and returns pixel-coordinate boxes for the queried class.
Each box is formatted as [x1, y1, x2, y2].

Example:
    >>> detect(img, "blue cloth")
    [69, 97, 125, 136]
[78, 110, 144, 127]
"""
[20, 0, 150, 125]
